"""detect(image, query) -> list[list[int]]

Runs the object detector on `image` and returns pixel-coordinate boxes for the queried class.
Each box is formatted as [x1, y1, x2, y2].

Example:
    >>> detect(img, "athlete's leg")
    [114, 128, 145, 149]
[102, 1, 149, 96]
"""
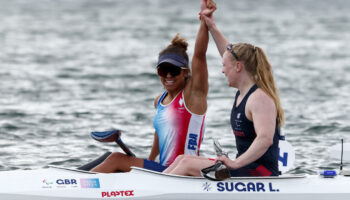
[91, 152, 143, 173]
[166, 155, 215, 176]
[162, 154, 186, 174]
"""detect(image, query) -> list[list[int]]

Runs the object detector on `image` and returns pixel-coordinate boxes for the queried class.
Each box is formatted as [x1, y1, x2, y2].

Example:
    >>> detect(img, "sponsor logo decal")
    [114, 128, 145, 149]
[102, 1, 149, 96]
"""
[42, 178, 80, 189]
[233, 130, 245, 137]
[42, 179, 54, 188]
[178, 98, 185, 111]
[215, 182, 280, 192]
[80, 178, 100, 188]
[234, 116, 243, 136]
[56, 179, 78, 188]
[179, 98, 184, 107]
[187, 133, 198, 151]
[56, 179, 77, 185]
[202, 182, 212, 191]
[102, 190, 134, 198]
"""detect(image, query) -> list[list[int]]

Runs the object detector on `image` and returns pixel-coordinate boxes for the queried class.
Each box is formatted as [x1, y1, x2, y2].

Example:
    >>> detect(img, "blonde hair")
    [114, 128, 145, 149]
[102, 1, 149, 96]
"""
[232, 43, 284, 126]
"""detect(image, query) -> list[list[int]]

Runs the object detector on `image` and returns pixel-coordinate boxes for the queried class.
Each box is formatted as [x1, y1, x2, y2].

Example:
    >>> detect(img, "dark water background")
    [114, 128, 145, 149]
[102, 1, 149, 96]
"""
[1, 0, 350, 174]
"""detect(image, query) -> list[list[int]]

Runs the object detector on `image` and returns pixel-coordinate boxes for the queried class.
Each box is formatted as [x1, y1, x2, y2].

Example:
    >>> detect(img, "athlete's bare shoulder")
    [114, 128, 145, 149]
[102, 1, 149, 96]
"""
[154, 94, 162, 108]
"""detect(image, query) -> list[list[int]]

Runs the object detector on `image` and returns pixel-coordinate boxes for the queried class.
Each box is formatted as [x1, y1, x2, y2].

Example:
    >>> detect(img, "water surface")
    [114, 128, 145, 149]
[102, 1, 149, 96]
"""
[1, 0, 350, 174]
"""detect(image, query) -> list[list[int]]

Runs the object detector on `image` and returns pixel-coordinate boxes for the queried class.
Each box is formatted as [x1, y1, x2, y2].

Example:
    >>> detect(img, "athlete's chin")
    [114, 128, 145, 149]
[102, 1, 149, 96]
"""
[163, 85, 179, 92]
[227, 82, 236, 88]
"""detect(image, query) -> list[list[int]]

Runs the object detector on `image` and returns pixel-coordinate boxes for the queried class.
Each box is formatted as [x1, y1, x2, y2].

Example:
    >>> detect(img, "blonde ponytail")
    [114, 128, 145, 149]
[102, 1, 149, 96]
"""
[255, 47, 284, 126]
[232, 43, 284, 126]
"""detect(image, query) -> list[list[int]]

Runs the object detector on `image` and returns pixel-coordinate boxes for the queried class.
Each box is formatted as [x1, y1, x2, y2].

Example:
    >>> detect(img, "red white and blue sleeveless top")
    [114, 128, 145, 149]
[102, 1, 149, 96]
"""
[153, 91, 206, 166]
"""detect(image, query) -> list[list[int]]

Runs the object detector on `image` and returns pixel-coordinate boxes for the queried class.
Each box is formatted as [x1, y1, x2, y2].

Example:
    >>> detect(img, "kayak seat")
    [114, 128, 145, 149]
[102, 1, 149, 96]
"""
[91, 130, 121, 143]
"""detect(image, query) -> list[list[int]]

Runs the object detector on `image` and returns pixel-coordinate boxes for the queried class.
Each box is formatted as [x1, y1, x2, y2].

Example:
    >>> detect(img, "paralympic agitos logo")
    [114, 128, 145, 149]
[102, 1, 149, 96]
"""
[102, 190, 134, 198]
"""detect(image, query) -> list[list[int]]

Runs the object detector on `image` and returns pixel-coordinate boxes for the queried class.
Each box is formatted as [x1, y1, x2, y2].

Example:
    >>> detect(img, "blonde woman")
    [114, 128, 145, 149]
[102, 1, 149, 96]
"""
[164, 1, 284, 177]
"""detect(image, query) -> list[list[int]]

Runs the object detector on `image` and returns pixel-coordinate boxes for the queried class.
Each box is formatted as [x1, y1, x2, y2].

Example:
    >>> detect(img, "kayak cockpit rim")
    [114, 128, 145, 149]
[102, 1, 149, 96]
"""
[130, 166, 307, 179]
[48, 165, 97, 174]
[47, 165, 307, 179]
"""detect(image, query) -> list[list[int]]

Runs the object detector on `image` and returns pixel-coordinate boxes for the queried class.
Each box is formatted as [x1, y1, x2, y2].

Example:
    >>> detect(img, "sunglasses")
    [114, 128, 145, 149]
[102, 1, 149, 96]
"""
[226, 44, 239, 61]
[157, 64, 185, 77]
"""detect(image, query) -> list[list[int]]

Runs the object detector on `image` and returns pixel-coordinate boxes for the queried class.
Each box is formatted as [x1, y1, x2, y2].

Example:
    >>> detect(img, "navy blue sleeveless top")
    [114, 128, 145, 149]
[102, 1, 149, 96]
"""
[230, 84, 280, 175]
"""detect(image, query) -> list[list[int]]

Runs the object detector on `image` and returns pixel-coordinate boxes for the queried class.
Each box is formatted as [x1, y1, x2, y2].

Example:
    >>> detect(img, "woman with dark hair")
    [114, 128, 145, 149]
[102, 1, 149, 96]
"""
[91, 0, 215, 173]
[164, 0, 284, 177]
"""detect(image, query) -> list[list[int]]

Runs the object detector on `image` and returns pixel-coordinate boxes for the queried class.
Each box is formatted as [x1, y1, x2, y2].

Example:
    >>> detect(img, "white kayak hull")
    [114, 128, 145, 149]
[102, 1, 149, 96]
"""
[0, 166, 349, 200]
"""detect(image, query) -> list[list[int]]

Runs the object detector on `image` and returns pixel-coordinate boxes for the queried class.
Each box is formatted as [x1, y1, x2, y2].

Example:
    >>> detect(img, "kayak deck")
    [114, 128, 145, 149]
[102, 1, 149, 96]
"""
[49, 165, 307, 179]
[0, 166, 349, 200]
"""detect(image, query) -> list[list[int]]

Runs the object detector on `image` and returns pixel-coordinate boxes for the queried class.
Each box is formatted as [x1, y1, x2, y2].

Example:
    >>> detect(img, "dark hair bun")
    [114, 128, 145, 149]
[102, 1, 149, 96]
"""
[170, 33, 188, 51]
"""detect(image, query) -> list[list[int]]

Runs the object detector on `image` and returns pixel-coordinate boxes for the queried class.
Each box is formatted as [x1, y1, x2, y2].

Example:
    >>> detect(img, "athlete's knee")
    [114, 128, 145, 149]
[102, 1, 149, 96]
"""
[178, 155, 195, 167]
[106, 152, 127, 162]
[174, 154, 186, 163]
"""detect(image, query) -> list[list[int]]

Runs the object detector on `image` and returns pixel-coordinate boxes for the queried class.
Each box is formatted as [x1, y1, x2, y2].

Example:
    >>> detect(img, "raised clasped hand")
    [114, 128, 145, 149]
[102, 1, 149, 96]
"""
[199, 0, 216, 20]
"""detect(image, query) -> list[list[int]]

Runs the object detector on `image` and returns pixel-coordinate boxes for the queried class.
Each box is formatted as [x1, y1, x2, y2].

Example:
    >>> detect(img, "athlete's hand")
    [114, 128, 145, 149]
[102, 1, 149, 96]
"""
[206, 0, 216, 10]
[215, 155, 237, 170]
[199, 0, 216, 20]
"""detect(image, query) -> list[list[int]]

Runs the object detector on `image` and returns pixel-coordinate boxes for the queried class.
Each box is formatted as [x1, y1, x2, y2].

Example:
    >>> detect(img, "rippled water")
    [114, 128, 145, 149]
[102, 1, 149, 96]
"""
[1, 0, 350, 174]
